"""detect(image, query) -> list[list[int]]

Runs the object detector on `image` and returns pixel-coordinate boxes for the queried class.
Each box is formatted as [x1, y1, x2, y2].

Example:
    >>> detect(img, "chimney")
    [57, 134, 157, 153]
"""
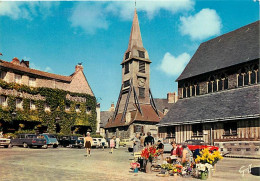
[75, 64, 83, 72]
[11, 57, 20, 65]
[20, 59, 30, 68]
[109, 103, 115, 112]
[167, 92, 176, 103]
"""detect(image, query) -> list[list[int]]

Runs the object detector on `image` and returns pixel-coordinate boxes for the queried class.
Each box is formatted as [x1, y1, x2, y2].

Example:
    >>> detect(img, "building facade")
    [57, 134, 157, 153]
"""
[158, 21, 260, 155]
[0, 58, 96, 135]
[105, 9, 168, 139]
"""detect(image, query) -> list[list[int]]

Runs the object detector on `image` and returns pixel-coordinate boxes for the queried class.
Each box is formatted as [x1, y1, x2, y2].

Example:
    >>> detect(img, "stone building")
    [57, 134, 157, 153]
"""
[105, 9, 176, 139]
[158, 21, 260, 154]
[0, 57, 96, 135]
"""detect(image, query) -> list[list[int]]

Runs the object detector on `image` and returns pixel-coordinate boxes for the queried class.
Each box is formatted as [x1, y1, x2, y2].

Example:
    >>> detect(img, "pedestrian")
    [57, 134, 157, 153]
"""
[133, 133, 141, 153]
[140, 133, 145, 148]
[144, 132, 154, 147]
[109, 136, 115, 154]
[115, 137, 120, 149]
[157, 140, 164, 160]
[101, 137, 106, 151]
[181, 143, 194, 166]
[84, 132, 93, 157]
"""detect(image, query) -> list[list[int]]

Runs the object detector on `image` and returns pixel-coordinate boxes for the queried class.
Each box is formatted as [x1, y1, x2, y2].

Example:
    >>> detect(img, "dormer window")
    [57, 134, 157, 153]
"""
[125, 52, 130, 60]
[124, 62, 129, 74]
[138, 50, 145, 58]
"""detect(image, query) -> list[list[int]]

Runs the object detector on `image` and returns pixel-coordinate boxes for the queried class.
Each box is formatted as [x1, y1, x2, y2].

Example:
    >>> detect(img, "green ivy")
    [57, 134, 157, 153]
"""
[0, 79, 97, 135]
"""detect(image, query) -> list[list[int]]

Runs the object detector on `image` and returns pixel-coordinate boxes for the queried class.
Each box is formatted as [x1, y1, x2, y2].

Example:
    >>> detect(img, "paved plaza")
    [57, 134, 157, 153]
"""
[0, 147, 259, 181]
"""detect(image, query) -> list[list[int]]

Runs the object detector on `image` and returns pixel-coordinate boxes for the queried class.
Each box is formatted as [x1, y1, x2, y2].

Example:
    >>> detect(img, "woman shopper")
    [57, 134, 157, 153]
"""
[84, 132, 93, 157]
[110, 136, 115, 154]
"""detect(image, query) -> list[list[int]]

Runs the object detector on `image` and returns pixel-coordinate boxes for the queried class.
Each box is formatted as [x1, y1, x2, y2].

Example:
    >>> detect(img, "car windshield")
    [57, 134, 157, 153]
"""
[47, 135, 56, 138]
[27, 135, 36, 138]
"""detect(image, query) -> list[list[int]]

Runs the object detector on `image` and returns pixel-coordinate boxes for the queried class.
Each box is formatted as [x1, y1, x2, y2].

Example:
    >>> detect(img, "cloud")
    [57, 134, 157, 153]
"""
[0, 1, 59, 20]
[159, 52, 191, 76]
[30, 62, 53, 73]
[69, 0, 194, 34]
[69, 3, 109, 34]
[179, 8, 222, 40]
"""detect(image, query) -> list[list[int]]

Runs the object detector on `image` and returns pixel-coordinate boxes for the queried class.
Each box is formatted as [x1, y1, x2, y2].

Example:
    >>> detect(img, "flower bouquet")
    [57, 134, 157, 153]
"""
[130, 161, 140, 173]
[141, 146, 158, 162]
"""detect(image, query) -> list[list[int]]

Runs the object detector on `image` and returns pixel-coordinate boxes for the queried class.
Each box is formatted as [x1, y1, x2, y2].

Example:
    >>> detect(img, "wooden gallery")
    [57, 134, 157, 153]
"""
[158, 21, 260, 155]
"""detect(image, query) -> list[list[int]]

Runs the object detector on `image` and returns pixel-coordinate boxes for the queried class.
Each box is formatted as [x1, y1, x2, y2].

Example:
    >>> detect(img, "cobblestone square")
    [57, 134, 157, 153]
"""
[0, 147, 259, 181]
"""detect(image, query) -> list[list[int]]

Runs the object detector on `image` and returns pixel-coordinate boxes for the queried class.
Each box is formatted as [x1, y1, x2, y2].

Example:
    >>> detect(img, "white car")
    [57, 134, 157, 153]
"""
[0, 138, 11, 148]
[92, 138, 101, 148]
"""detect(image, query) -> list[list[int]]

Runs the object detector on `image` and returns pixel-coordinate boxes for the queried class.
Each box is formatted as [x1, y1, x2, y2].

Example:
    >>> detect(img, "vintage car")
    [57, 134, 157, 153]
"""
[0, 137, 11, 148]
[163, 139, 219, 153]
[10, 134, 47, 148]
[40, 133, 59, 148]
[58, 136, 83, 148]
[119, 139, 132, 147]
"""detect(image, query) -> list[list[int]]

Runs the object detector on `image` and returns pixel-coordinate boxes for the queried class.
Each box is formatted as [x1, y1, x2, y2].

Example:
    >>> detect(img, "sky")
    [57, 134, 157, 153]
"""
[0, 0, 259, 111]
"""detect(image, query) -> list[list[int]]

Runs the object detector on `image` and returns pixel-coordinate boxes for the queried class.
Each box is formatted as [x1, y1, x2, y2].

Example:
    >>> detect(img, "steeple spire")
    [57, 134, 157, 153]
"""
[127, 9, 143, 51]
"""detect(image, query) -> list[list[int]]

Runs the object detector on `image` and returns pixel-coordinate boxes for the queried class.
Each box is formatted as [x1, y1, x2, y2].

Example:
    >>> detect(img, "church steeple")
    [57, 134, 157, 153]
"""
[127, 9, 143, 51]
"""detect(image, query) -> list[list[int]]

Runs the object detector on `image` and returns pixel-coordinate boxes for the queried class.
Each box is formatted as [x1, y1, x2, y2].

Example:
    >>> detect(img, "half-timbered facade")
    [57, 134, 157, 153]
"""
[158, 21, 260, 155]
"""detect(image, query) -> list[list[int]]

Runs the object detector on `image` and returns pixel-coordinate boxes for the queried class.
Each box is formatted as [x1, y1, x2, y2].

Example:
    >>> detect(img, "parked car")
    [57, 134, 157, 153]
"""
[119, 139, 131, 147]
[163, 139, 219, 153]
[58, 136, 83, 148]
[10, 134, 47, 148]
[97, 138, 108, 148]
[92, 138, 101, 148]
[185, 140, 219, 151]
[40, 133, 59, 148]
[0, 137, 11, 148]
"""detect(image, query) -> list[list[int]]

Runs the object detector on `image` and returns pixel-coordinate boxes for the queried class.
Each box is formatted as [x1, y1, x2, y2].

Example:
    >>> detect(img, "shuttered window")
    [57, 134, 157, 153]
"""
[124, 62, 129, 74]
[124, 80, 130, 88]
[139, 61, 145, 73]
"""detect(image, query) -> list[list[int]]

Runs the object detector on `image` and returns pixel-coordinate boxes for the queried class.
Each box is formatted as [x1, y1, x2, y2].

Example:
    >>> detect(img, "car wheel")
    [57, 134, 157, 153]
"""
[53, 144, 58, 148]
[4, 145, 8, 148]
[23, 143, 28, 148]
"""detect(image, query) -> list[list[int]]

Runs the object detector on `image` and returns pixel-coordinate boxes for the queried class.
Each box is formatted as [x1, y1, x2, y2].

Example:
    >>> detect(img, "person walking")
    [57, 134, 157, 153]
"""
[84, 132, 93, 157]
[109, 136, 115, 154]
[133, 133, 141, 154]
[144, 132, 154, 147]
[115, 137, 120, 149]
[101, 137, 106, 151]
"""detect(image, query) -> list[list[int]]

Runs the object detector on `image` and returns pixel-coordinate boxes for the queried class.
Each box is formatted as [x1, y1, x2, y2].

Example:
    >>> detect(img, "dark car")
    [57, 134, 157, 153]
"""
[10, 134, 47, 148]
[58, 136, 83, 148]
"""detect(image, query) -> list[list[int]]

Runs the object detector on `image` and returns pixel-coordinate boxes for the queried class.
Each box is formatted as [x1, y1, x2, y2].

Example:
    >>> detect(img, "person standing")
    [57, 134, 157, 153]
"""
[157, 140, 164, 160]
[144, 132, 154, 147]
[101, 137, 106, 151]
[140, 133, 145, 148]
[115, 137, 120, 149]
[133, 133, 141, 153]
[109, 136, 115, 154]
[84, 132, 93, 157]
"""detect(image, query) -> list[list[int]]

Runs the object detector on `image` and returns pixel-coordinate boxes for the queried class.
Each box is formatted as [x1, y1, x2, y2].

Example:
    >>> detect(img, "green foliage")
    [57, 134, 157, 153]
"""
[91, 134, 103, 138]
[0, 80, 97, 135]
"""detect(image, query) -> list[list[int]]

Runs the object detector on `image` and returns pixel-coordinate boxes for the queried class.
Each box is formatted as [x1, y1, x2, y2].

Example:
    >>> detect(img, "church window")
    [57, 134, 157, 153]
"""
[244, 73, 249, 85]
[224, 122, 237, 135]
[196, 85, 200, 95]
[124, 80, 130, 88]
[139, 61, 145, 73]
[192, 124, 203, 136]
[139, 87, 145, 98]
[124, 62, 129, 74]
[238, 74, 243, 87]
[224, 78, 228, 90]
[166, 126, 175, 138]
[125, 52, 130, 60]
[183, 87, 186, 98]
[251, 71, 256, 84]
[138, 50, 145, 58]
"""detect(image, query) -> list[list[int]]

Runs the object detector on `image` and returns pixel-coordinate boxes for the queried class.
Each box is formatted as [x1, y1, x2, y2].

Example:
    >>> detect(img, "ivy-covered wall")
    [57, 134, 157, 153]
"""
[0, 79, 97, 135]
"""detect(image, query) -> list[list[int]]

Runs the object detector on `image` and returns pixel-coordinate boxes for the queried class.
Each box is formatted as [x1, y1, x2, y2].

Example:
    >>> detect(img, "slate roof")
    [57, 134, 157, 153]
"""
[105, 104, 164, 128]
[100, 111, 114, 128]
[177, 20, 260, 81]
[154, 98, 174, 112]
[0, 60, 71, 82]
[158, 85, 260, 126]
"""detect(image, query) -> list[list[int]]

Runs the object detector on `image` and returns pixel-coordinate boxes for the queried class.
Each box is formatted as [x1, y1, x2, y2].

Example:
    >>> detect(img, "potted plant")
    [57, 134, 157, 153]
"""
[130, 161, 140, 173]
